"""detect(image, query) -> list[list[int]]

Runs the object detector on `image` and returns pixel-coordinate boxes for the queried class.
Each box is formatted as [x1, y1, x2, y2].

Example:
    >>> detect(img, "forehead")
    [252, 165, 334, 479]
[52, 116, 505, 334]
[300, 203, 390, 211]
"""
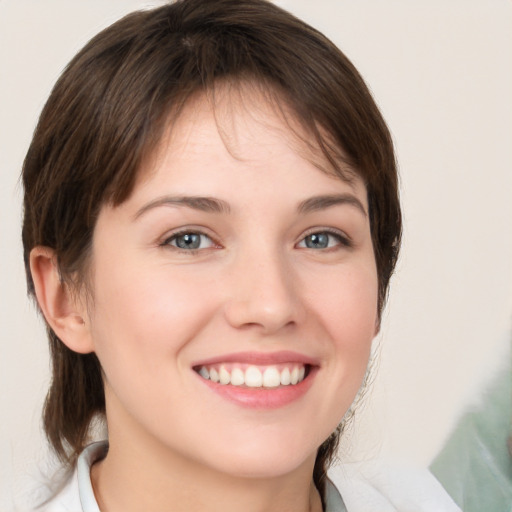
[97, 81, 370, 240]
[138, 81, 359, 189]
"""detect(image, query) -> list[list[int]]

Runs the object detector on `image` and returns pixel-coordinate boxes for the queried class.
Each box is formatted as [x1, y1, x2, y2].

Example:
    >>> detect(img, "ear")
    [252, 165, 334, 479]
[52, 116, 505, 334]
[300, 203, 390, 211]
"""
[30, 246, 94, 354]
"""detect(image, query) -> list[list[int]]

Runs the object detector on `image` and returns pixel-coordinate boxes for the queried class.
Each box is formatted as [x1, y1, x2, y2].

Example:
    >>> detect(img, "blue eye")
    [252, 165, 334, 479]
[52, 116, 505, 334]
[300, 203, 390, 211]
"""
[298, 231, 348, 249]
[165, 232, 215, 250]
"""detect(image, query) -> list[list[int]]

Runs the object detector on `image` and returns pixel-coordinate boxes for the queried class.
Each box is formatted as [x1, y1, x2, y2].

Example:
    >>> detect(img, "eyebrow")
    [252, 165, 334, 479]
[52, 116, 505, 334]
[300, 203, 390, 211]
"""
[298, 194, 367, 217]
[134, 193, 367, 220]
[133, 196, 231, 220]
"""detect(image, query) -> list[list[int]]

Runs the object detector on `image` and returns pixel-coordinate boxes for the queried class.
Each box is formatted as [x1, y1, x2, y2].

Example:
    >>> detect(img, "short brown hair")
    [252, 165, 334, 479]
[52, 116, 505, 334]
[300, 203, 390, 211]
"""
[22, 0, 401, 498]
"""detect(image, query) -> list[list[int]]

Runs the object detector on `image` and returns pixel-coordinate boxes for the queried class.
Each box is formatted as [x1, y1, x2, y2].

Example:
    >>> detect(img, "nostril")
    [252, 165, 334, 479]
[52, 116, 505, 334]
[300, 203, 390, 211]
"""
[223, 298, 298, 334]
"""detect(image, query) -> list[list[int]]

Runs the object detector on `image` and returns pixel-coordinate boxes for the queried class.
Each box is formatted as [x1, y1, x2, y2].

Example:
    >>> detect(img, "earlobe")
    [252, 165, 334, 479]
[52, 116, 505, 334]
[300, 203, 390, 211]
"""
[30, 246, 94, 354]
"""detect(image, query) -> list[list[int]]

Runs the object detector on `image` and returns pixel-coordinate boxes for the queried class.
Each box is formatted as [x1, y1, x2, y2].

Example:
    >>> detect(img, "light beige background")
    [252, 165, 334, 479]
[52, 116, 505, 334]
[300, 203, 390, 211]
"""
[1, 0, 511, 509]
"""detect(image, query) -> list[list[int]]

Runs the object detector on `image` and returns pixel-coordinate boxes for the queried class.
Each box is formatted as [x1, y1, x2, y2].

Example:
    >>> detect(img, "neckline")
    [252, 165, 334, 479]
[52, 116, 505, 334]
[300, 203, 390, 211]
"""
[76, 440, 346, 512]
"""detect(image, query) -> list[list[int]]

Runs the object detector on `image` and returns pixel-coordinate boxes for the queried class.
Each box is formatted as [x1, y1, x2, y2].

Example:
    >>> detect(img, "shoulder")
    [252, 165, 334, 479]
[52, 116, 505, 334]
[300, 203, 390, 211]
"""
[329, 459, 462, 512]
[33, 470, 81, 512]
[30, 441, 107, 512]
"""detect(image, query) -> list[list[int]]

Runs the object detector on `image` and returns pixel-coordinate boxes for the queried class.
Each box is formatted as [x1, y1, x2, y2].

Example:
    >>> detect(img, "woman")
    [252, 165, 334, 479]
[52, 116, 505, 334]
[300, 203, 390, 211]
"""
[21, 0, 440, 510]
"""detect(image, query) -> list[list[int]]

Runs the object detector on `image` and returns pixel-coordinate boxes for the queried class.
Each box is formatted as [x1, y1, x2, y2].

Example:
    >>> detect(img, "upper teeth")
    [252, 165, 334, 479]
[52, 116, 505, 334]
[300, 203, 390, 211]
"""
[197, 364, 306, 388]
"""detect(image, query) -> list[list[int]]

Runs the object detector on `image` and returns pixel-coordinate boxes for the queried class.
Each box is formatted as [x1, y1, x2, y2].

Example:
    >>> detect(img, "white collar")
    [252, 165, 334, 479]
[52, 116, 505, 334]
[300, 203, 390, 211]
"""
[77, 441, 107, 512]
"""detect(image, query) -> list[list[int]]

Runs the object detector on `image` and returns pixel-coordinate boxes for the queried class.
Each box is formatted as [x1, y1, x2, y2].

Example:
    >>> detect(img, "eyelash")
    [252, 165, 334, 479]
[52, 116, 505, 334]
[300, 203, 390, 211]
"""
[161, 229, 219, 253]
[297, 228, 352, 250]
[160, 228, 352, 253]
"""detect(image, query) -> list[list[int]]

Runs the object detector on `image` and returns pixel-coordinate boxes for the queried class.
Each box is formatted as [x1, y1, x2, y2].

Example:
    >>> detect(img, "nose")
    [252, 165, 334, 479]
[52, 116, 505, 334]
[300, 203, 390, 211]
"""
[223, 246, 303, 335]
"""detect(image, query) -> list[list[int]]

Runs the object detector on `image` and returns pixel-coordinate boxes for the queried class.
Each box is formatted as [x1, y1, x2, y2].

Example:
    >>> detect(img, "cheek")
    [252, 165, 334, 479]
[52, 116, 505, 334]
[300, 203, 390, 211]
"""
[309, 261, 379, 346]
[305, 260, 378, 410]
[86, 264, 223, 429]
[88, 261, 220, 369]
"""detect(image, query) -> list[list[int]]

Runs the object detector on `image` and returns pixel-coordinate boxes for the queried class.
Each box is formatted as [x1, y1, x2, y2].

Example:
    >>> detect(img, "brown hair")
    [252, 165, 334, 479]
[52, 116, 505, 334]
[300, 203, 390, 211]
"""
[22, 0, 401, 499]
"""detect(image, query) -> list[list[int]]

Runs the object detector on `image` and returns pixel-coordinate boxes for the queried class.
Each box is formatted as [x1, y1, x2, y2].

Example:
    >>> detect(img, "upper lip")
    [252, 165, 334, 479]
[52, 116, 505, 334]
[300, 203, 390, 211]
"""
[191, 350, 320, 368]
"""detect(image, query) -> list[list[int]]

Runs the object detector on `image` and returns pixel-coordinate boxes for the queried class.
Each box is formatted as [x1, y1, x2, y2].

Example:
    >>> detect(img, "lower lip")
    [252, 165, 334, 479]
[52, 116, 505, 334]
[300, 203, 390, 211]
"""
[196, 367, 318, 409]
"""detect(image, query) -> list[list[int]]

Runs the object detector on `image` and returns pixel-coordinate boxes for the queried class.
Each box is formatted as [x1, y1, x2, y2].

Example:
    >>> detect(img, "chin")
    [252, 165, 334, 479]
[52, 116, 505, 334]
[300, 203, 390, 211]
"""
[197, 434, 320, 480]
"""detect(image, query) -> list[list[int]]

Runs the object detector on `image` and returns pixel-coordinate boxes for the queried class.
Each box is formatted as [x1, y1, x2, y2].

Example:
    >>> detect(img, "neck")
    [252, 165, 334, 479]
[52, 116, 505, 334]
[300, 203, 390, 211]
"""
[91, 419, 323, 512]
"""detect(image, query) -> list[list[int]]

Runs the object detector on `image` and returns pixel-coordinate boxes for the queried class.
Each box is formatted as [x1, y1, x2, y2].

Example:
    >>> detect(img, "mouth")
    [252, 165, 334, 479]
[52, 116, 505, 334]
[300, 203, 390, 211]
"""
[191, 351, 319, 408]
[193, 363, 311, 389]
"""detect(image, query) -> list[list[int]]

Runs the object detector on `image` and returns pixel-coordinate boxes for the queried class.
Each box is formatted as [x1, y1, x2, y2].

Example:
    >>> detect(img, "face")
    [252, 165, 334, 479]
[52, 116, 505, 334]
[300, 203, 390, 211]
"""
[84, 88, 378, 479]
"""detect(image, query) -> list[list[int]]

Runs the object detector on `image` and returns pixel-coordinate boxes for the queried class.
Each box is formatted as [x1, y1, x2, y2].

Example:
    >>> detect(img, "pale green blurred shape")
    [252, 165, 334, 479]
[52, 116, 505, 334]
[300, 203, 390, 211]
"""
[430, 364, 512, 512]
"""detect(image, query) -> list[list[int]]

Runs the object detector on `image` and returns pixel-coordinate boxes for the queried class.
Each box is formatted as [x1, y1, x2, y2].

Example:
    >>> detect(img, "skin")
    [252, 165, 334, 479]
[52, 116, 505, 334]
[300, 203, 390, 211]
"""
[31, 87, 379, 512]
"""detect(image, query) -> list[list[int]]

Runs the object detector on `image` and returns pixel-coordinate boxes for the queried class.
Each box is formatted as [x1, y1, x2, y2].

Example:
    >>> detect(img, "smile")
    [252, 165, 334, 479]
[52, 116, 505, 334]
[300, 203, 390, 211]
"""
[195, 363, 308, 388]
[191, 351, 319, 408]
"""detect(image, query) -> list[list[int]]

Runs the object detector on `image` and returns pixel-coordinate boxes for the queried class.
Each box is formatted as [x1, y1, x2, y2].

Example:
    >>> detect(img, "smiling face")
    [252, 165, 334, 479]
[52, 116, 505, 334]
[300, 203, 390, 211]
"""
[83, 87, 378, 480]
